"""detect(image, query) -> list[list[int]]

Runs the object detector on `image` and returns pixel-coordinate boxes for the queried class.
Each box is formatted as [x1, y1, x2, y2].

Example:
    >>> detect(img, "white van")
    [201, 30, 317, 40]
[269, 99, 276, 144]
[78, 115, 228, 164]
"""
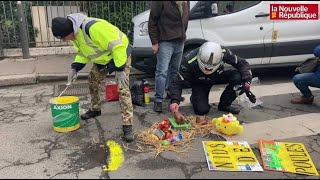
[130, 1, 320, 73]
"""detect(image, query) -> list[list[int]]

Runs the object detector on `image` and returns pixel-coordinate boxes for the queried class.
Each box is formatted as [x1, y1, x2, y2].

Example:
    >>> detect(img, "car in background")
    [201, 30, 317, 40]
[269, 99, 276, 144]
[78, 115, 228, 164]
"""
[130, 1, 320, 74]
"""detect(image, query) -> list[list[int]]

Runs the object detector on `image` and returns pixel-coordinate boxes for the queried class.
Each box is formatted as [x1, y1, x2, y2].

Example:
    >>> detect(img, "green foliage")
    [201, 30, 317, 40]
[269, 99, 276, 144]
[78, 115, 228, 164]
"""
[0, 1, 40, 48]
[0, 1, 20, 48]
[0, 1, 150, 48]
[84, 1, 150, 44]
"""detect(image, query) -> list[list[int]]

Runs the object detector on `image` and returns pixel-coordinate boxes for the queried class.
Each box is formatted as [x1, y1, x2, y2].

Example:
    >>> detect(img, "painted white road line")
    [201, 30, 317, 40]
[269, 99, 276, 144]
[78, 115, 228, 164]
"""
[223, 113, 320, 144]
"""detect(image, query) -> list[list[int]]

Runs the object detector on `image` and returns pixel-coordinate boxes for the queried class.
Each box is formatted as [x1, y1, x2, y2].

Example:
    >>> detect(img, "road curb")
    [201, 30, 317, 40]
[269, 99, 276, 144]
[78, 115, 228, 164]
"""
[0, 74, 37, 87]
[0, 73, 91, 87]
[36, 73, 90, 82]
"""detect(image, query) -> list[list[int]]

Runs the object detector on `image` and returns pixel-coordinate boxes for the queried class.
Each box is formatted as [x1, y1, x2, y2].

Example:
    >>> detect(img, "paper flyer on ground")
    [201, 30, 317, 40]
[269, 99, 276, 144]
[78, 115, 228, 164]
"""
[202, 141, 263, 171]
[258, 140, 319, 176]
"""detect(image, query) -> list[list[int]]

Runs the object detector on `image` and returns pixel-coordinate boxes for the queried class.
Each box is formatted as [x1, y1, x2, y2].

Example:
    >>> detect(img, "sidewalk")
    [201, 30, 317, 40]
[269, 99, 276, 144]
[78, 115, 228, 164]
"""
[0, 54, 147, 87]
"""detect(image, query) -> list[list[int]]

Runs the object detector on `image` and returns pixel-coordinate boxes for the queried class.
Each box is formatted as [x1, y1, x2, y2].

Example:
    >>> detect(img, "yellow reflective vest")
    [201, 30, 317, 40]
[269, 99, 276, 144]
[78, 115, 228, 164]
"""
[71, 17, 129, 68]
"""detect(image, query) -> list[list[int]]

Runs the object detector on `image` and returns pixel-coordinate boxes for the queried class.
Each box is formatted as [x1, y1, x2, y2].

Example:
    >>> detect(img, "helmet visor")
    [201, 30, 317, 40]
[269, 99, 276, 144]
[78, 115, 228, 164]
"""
[198, 59, 221, 74]
[204, 64, 220, 72]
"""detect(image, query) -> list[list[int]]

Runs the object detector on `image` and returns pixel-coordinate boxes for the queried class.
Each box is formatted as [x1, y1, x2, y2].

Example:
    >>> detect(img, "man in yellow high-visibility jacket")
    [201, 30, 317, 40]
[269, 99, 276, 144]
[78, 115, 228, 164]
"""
[52, 13, 134, 142]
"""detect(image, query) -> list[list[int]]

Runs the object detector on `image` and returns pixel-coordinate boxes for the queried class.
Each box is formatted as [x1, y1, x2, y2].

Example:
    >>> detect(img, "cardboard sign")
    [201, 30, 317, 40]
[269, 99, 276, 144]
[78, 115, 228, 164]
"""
[202, 141, 263, 171]
[258, 140, 319, 176]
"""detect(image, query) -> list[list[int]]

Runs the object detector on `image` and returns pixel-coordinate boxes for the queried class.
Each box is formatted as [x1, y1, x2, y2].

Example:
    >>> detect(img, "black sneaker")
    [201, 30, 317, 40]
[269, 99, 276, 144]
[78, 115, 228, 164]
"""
[218, 105, 240, 114]
[166, 93, 185, 102]
[80, 109, 102, 120]
[153, 102, 162, 113]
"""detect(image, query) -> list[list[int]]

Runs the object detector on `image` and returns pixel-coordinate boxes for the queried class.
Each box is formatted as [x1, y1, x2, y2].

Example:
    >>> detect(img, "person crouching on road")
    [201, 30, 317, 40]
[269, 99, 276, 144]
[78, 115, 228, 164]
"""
[169, 42, 253, 121]
[51, 13, 134, 142]
[291, 45, 320, 105]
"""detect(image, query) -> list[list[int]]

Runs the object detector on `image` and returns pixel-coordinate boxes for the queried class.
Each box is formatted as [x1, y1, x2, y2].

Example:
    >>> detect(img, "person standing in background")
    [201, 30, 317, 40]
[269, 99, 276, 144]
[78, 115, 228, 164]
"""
[148, 1, 190, 113]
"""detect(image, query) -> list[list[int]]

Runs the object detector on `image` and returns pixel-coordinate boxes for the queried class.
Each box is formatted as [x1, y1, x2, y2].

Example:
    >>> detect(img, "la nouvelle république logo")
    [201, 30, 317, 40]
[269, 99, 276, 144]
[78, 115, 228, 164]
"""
[270, 4, 318, 20]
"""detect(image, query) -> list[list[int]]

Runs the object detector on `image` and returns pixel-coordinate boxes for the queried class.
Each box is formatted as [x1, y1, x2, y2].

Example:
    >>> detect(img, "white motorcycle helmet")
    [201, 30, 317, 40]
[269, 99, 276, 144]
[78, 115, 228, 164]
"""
[197, 42, 224, 75]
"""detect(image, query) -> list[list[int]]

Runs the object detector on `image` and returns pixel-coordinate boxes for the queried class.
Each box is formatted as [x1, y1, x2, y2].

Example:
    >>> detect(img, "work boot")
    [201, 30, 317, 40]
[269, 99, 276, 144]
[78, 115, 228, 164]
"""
[153, 102, 163, 113]
[291, 95, 314, 105]
[80, 109, 101, 120]
[218, 105, 240, 114]
[166, 93, 185, 102]
[122, 125, 134, 142]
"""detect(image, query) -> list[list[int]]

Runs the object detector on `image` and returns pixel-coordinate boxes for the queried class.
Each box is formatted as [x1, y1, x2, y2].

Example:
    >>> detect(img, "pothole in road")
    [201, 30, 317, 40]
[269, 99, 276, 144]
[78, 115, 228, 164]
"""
[67, 142, 108, 171]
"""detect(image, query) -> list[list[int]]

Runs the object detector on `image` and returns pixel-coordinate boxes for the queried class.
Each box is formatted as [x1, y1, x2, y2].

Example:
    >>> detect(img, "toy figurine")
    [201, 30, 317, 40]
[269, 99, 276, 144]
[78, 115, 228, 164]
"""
[158, 118, 173, 140]
[169, 132, 183, 143]
[196, 116, 209, 125]
[212, 113, 244, 137]
[222, 113, 237, 123]
[174, 112, 186, 124]
[159, 118, 170, 132]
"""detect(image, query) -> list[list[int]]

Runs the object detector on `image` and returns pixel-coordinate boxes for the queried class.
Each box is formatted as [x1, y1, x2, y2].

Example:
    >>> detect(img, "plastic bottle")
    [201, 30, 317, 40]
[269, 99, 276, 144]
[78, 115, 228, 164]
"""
[251, 77, 261, 86]
[143, 81, 150, 104]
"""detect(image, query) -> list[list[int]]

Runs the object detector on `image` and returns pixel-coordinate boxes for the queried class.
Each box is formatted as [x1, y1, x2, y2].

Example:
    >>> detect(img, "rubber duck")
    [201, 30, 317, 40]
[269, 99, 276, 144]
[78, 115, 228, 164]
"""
[212, 113, 243, 137]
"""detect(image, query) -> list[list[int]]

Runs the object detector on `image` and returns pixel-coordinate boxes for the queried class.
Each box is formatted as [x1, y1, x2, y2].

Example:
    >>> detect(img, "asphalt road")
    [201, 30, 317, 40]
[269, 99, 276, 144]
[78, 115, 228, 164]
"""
[0, 67, 319, 179]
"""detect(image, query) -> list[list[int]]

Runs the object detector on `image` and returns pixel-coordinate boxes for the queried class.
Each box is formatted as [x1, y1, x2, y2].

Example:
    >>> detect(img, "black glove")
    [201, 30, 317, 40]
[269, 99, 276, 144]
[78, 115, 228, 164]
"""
[245, 90, 256, 103]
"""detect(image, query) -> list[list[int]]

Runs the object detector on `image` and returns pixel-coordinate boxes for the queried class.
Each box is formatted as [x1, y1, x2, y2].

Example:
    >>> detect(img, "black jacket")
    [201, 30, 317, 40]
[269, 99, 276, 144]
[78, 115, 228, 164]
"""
[148, 1, 190, 45]
[170, 47, 252, 104]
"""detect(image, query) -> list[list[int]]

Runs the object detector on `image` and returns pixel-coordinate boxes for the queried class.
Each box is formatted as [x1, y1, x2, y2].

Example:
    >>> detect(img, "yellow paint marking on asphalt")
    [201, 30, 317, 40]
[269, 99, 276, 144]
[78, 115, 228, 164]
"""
[103, 140, 124, 171]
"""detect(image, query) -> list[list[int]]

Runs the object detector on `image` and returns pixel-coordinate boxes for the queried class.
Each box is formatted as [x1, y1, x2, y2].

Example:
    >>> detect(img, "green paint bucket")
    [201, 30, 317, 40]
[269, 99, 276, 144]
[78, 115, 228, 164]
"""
[50, 96, 80, 132]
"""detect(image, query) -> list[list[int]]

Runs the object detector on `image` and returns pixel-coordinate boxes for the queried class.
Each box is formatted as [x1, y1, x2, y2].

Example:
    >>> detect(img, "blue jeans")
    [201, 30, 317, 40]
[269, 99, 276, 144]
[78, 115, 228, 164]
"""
[154, 40, 184, 102]
[293, 73, 320, 97]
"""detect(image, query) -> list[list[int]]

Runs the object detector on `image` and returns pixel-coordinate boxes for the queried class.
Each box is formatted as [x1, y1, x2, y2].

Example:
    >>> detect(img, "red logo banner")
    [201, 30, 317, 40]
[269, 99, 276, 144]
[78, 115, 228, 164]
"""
[270, 4, 318, 20]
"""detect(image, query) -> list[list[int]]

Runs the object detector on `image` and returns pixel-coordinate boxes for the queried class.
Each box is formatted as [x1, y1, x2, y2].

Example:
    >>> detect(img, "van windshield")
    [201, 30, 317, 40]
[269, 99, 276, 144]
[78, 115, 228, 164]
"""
[189, 1, 261, 19]
[218, 1, 261, 15]
[190, 1, 199, 10]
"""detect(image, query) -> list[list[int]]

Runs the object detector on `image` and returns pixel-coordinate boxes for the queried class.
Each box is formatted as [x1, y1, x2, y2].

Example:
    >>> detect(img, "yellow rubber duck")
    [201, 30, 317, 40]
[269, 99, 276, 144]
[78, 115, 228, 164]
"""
[212, 113, 244, 137]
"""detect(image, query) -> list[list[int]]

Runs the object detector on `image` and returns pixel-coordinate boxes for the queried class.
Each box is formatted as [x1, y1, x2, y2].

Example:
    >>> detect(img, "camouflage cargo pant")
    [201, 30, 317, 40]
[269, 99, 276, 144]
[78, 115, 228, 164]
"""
[88, 57, 133, 125]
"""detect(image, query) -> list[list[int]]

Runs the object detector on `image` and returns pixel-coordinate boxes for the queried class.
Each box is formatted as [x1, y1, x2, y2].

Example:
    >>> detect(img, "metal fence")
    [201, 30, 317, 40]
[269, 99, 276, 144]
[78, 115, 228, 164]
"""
[0, 1, 150, 49]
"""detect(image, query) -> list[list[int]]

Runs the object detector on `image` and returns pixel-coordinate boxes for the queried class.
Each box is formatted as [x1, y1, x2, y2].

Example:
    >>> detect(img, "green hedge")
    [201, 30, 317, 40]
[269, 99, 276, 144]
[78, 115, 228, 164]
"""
[0, 1, 150, 48]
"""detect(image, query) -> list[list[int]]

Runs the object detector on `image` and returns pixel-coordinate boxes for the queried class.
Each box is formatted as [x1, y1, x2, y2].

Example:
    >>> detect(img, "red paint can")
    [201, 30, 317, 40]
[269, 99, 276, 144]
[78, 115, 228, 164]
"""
[105, 81, 119, 102]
